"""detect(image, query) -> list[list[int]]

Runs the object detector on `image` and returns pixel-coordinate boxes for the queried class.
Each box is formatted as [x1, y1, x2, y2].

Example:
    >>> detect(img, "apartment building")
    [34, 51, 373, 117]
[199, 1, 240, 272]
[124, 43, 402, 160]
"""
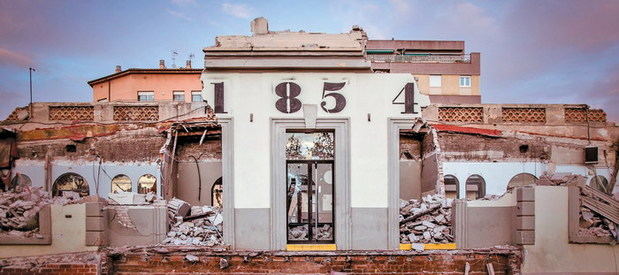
[367, 40, 481, 104]
[87, 62, 203, 103]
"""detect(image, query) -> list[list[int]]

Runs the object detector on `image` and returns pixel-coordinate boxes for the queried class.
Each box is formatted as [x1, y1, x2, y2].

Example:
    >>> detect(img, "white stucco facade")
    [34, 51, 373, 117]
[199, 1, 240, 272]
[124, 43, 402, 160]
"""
[201, 73, 430, 208]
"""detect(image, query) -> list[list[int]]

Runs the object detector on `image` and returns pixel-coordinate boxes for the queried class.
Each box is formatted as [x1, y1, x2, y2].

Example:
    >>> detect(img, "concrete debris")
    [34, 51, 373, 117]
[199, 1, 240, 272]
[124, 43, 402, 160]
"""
[399, 194, 454, 244]
[288, 224, 333, 241]
[219, 258, 229, 269]
[537, 172, 586, 186]
[185, 254, 199, 262]
[162, 205, 223, 246]
[579, 206, 616, 239]
[167, 198, 191, 221]
[0, 187, 78, 232]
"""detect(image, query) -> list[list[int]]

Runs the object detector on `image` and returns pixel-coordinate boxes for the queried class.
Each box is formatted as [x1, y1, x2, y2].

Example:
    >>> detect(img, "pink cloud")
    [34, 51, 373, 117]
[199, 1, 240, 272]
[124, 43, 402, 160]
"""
[0, 47, 33, 67]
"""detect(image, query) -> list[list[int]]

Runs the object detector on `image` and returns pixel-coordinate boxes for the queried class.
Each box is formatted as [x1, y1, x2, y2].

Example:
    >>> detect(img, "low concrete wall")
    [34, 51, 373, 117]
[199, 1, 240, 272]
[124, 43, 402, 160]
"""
[522, 186, 619, 274]
[107, 204, 167, 247]
[0, 204, 97, 258]
[454, 192, 517, 249]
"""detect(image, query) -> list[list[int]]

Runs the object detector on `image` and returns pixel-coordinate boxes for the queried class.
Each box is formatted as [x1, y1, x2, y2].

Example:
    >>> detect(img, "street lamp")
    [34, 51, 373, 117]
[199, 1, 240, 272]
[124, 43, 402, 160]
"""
[29, 67, 35, 118]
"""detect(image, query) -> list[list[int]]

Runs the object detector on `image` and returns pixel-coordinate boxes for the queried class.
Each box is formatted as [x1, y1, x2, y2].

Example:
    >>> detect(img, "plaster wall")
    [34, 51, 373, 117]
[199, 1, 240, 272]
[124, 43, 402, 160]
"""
[0, 204, 97, 258]
[522, 186, 619, 274]
[443, 161, 610, 198]
[415, 74, 480, 96]
[201, 73, 430, 208]
[399, 160, 421, 200]
[176, 161, 222, 206]
[12, 159, 161, 198]
[92, 73, 201, 102]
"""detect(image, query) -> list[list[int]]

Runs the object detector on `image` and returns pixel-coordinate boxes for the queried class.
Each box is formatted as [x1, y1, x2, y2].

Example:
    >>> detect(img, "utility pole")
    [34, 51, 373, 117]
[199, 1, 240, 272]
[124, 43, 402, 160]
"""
[29, 67, 36, 118]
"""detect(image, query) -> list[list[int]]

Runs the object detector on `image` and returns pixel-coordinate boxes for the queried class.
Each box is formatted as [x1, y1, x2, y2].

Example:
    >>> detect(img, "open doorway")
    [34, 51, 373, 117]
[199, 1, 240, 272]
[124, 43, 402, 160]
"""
[285, 130, 335, 244]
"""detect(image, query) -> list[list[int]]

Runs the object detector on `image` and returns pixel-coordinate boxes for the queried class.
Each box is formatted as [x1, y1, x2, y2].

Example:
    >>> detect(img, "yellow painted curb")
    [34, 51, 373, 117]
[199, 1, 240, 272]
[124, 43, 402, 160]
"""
[400, 243, 456, 250]
[286, 244, 337, 251]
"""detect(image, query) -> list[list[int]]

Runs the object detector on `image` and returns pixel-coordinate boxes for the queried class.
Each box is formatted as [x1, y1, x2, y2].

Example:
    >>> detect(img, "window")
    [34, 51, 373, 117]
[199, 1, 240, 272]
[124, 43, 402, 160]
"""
[429, 75, 442, 87]
[10, 173, 32, 192]
[138, 174, 157, 194]
[111, 174, 132, 193]
[444, 175, 459, 199]
[465, 174, 486, 200]
[459, 76, 471, 87]
[507, 173, 537, 190]
[173, 91, 185, 102]
[212, 177, 223, 207]
[52, 173, 89, 197]
[191, 90, 202, 102]
[137, 91, 154, 102]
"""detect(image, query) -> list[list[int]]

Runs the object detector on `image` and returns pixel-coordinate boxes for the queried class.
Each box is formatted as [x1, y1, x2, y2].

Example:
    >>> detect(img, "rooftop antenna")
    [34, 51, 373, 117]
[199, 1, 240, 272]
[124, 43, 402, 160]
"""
[171, 50, 178, 68]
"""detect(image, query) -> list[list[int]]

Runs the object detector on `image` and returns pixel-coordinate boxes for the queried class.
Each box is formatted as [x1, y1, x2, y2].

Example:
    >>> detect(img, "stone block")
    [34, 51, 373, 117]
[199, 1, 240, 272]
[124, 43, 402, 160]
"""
[516, 187, 535, 202]
[514, 230, 535, 245]
[515, 216, 535, 230]
[85, 202, 104, 217]
[86, 231, 108, 246]
[516, 201, 535, 216]
[86, 216, 106, 231]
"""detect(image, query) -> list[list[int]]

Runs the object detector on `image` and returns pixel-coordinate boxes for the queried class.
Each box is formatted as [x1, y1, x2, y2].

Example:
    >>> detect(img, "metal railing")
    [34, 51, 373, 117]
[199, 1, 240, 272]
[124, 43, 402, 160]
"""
[367, 54, 471, 63]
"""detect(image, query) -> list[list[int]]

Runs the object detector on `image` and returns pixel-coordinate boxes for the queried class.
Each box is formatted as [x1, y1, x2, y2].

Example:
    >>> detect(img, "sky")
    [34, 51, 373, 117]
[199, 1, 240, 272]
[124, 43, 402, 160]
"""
[1, 0, 618, 121]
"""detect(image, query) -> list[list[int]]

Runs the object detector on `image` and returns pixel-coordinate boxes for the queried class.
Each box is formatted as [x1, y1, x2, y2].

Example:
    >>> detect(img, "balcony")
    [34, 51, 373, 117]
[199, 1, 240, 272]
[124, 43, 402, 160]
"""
[367, 54, 471, 64]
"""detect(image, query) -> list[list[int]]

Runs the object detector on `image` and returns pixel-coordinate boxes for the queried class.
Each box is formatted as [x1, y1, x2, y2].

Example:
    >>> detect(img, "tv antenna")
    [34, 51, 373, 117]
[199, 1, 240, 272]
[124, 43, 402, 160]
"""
[171, 50, 178, 68]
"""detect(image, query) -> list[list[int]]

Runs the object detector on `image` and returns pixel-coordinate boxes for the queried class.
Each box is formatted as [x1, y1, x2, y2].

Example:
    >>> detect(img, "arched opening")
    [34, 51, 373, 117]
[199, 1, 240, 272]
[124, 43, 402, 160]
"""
[465, 174, 485, 200]
[590, 176, 611, 194]
[211, 177, 223, 207]
[138, 174, 157, 194]
[10, 173, 31, 192]
[444, 175, 459, 199]
[111, 174, 132, 193]
[52, 173, 89, 197]
[507, 173, 538, 190]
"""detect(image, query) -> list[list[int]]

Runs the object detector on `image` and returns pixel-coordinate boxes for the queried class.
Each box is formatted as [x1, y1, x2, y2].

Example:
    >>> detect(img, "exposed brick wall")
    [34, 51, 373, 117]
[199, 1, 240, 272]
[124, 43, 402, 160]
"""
[0, 249, 521, 275]
[0, 252, 105, 275]
[109, 249, 519, 274]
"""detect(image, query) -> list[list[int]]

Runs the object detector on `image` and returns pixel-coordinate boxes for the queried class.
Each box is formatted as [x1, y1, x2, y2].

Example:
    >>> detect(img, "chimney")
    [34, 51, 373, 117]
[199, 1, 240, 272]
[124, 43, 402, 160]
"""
[250, 17, 269, 35]
[115, 65, 121, 73]
[159, 59, 166, 69]
[185, 60, 192, 69]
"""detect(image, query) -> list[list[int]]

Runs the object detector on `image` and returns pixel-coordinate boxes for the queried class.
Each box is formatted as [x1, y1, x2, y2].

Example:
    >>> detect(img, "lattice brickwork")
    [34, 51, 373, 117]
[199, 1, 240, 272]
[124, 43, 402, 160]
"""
[4, 106, 28, 121]
[438, 107, 483, 123]
[49, 106, 94, 121]
[113, 106, 159, 121]
[565, 108, 606, 123]
[502, 108, 546, 123]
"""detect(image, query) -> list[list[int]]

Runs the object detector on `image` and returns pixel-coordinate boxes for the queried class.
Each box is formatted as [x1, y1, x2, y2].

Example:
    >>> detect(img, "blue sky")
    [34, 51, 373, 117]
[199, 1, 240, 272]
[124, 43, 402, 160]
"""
[1, 0, 618, 121]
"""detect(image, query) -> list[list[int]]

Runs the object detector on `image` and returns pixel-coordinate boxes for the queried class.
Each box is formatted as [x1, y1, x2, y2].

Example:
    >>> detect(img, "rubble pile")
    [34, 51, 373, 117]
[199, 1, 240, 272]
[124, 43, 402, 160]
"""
[579, 206, 616, 239]
[162, 204, 223, 246]
[0, 187, 78, 233]
[288, 224, 333, 241]
[399, 194, 454, 244]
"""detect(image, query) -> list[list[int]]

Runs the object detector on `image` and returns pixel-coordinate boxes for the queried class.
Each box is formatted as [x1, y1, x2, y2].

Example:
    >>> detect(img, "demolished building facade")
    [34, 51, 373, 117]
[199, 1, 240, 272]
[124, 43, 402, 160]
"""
[0, 17, 618, 274]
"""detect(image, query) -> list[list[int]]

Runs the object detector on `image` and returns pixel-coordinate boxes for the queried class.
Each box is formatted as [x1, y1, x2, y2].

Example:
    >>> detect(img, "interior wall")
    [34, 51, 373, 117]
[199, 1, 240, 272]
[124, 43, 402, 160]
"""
[399, 160, 421, 200]
[176, 161, 222, 206]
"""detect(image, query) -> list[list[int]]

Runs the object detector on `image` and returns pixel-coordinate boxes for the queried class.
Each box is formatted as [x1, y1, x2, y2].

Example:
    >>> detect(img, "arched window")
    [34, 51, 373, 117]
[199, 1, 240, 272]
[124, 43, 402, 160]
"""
[465, 174, 486, 200]
[10, 173, 32, 192]
[138, 174, 157, 194]
[52, 173, 89, 197]
[444, 175, 459, 199]
[590, 176, 611, 194]
[111, 174, 132, 193]
[212, 177, 223, 207]
[507, 173, 538, 190]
